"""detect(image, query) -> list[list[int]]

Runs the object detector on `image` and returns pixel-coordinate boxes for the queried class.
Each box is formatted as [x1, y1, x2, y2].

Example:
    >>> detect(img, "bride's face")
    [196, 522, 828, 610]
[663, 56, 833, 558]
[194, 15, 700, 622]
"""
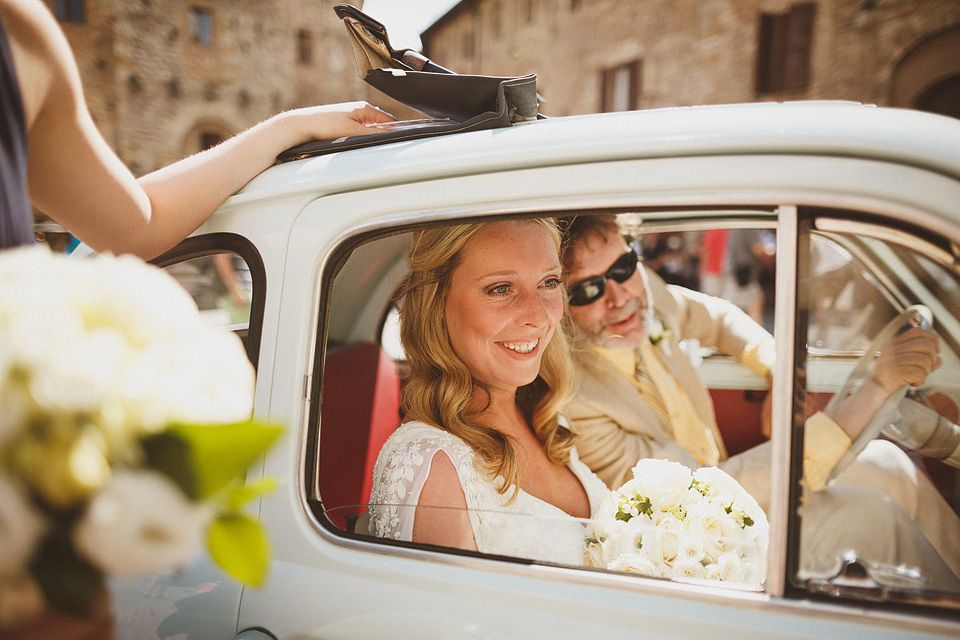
[444, 221, 564, 396]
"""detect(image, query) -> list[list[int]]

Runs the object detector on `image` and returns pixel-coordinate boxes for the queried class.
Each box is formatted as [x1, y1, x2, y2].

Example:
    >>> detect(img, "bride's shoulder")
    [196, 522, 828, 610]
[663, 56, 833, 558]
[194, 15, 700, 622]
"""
[381, 421, 473, 460]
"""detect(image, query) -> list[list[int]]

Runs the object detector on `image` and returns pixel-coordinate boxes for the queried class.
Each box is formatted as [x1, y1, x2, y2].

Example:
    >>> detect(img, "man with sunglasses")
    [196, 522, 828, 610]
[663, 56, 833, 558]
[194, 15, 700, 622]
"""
[560, 214, 960, 579]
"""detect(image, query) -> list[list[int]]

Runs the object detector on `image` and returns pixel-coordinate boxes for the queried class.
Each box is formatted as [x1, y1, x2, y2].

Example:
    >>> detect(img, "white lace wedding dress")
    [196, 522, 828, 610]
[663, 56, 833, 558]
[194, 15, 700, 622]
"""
[368, 421, 611, 565]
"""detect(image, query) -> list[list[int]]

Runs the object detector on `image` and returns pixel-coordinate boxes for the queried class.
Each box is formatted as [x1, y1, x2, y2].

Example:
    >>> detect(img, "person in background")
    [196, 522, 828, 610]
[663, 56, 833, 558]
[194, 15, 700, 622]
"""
[0, 0, 393, 257]
[700, 227, 766, 324]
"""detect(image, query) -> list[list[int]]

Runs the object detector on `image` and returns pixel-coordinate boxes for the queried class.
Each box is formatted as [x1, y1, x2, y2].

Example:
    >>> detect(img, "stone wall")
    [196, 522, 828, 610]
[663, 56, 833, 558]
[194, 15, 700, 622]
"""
[422, 0, 960, 117]
[46, 0, 372, 174]
[41, 0, 960, 172]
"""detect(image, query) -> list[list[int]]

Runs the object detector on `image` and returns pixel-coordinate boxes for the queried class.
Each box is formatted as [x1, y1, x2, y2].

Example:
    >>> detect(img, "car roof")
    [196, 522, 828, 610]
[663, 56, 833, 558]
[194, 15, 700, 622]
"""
[233, 101, 960, 204]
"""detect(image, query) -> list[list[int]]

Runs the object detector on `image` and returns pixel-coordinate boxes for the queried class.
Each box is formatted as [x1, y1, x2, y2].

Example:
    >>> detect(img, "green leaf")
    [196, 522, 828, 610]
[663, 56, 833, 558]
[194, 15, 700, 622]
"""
[142, 431, 197, 498]
[207, 513, 271, 587]
[226, 477, 278, 512]
[144, 420, 282, 501]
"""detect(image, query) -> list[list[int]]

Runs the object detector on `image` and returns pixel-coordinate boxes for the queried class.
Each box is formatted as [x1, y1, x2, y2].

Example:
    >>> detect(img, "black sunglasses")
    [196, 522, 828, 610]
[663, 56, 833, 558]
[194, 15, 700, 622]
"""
[567, 249, 639, 306]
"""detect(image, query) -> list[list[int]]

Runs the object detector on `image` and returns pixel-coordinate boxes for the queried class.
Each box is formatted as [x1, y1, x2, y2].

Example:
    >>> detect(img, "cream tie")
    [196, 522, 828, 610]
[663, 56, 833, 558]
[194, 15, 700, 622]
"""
[591, 346, 673, 436]
[632, 353, 673, 434]
[638, 340, 721, 466]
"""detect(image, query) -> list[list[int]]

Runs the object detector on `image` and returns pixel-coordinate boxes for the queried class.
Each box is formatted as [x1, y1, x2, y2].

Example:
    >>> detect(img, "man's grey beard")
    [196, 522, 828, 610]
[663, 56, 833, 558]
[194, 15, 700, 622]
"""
[574, 297, 654, 350]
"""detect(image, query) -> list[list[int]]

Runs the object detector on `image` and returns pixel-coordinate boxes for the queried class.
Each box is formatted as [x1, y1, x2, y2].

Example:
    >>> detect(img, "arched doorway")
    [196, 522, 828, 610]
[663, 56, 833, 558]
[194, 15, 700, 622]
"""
[181, 122, 234, 157]
[891, 25, 960, 119]
[915, 75, 960, 119]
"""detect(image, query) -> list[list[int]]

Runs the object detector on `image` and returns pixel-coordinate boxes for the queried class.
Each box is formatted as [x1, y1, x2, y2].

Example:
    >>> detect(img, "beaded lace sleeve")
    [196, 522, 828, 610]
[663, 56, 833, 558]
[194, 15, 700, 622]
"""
[368, 422, 485, 542]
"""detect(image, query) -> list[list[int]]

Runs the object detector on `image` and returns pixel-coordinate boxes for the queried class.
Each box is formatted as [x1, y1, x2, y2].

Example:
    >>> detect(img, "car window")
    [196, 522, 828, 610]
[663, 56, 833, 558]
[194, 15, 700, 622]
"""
[151, 233, 264, 368]
[314, 212, 960, 613]
[316, 219, 773, 594]
[796, 217, 960, 608]
[165, 253, 252, 327]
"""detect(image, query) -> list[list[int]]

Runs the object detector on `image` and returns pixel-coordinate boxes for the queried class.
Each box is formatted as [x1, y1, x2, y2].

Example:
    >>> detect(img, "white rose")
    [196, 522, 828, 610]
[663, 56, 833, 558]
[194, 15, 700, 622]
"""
[595, 519, 641, 567]
[74, 470, 214, 578]
[0, 475, 46, 577]
[677, 535, 706, 565]
[651, 509, 684, 528]
[703, 563, 722, 581]
[72, 252, 201, 344]
[609, 553, 661, 577]
[672, 560, 706, 580]
[27, 327, 130, 415]
[593, 491, 622, 523]
[631, 458, 691, 494]
[685, 501, 742, 561]
[658, 522, 681, 565]
[584, 539, 605, 568]
[123, 328, 253, 429]
[735, 559, 765, 588]
[646, 484, 687, 515]
[696, 466, 766, 518]
[693, 466, 744, 506]
[638, 528, 662, 565]
[717, 551, 742, 581]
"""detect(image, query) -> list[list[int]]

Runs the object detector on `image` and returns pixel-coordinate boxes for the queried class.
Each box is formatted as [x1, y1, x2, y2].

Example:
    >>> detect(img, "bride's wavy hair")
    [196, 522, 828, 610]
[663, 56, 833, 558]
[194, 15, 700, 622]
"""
[394, 218, 577, 498]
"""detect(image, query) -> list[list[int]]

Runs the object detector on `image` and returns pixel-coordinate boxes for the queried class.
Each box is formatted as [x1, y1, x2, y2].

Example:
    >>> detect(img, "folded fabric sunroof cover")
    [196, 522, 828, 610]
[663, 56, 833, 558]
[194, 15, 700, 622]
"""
[276, 4, 540, 162]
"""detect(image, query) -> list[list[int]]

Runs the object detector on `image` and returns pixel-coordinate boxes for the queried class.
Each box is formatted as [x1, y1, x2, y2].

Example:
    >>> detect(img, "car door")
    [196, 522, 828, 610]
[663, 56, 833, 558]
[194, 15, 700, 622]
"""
[232, 144, 960, 638]
[107, 233, 267, 640]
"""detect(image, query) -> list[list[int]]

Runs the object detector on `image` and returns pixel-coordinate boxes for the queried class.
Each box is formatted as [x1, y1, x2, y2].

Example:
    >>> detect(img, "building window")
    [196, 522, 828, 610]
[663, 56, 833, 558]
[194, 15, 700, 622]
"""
[601, 59, 642, 112]
[298, 29, 313, 65]
[200, 130, 225, 151]
[54, 0, 85, 24]
[188, 7, 213, 46]
[488, 1, 501, 39]
[523, 0, 536, 23]
[462, 27, 475, 58]
[755, 2, 816, 94]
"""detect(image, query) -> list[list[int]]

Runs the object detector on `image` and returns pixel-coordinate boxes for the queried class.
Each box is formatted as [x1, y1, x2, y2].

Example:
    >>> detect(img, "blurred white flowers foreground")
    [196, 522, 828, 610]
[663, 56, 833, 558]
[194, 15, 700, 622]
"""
[586, 458, 769, 588]
[0, 246, 281, 628]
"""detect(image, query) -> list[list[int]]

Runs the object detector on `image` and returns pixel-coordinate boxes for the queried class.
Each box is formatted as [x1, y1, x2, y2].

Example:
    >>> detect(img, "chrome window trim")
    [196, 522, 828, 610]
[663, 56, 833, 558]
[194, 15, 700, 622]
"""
[815, 218, 960, 271]
[769, 204, 799, 598]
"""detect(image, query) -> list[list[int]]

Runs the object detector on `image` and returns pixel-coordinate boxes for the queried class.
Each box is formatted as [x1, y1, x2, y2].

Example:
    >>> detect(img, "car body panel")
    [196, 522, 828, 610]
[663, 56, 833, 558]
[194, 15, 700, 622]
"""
[110, 102, 960, 639]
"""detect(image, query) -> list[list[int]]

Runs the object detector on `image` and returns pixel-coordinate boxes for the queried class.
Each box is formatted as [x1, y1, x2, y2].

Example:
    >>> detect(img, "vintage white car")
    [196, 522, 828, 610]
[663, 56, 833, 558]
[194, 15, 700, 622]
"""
[110, 100, 960, 639]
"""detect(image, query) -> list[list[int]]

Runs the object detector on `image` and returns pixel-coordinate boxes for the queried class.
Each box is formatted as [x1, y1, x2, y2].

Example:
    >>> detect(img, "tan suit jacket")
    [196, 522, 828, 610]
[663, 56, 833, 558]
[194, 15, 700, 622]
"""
[567, 270, 960, 577]
[565, 268, 777, 506]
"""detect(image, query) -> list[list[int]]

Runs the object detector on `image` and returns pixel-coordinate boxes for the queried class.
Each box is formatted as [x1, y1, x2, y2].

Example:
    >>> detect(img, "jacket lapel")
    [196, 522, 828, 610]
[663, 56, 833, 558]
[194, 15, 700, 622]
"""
[572, 345, 678, 445]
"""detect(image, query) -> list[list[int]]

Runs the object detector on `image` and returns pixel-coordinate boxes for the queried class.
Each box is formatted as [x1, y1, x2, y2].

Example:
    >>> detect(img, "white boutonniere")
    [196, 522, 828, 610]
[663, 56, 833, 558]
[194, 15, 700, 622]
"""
[649, 318, 673, 355]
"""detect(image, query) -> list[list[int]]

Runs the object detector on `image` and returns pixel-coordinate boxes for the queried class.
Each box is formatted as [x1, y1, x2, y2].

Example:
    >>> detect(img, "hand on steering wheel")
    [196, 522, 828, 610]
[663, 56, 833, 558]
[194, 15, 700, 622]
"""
[825, 305, 938, 482]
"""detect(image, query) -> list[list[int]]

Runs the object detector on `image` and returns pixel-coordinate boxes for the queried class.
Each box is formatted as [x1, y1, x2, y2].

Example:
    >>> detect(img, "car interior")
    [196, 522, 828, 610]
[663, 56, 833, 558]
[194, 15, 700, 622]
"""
[158, 208, 960, 614]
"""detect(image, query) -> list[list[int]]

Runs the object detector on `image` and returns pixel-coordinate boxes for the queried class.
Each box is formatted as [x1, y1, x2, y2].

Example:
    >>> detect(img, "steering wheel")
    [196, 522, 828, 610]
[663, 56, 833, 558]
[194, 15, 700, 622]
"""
[825, 304, 933, 483]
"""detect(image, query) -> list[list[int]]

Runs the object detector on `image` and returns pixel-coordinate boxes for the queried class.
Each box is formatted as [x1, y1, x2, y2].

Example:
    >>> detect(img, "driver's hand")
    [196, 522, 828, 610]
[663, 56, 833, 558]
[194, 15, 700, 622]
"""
[870, 327, 942, 395]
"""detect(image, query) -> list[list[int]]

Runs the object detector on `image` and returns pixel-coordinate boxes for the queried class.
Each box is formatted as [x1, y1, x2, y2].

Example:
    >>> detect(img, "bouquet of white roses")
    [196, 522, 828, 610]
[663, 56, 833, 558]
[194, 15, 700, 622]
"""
[0, 246, 281, 628]
[585, 459, 769, 588]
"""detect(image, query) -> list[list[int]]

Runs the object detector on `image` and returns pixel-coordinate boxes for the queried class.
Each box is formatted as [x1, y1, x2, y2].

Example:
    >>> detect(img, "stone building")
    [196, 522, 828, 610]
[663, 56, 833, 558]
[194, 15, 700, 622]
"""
[44, 0, 371, 175]
[421, 0, 960, 119]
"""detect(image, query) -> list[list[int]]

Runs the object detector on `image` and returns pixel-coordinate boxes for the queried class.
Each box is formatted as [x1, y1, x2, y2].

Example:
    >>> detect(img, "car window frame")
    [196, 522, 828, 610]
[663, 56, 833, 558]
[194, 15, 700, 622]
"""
[789, 207, 960, 612]
[150, 232, 267, 370]
[308, 208, 801, 589]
